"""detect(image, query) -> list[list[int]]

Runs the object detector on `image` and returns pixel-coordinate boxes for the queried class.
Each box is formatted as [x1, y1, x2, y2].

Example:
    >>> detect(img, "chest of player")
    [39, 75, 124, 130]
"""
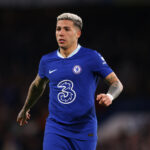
[45, 58, 91, 83]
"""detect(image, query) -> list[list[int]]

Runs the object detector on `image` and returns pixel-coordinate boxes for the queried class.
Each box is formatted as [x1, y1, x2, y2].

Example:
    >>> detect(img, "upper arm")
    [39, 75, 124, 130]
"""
[33, 74, 49, 89]
[90, 51, 113, 78]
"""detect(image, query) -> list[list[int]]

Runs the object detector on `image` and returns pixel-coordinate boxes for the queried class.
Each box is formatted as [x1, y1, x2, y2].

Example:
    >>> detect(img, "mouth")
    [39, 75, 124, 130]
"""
[58, 39, 65, 44]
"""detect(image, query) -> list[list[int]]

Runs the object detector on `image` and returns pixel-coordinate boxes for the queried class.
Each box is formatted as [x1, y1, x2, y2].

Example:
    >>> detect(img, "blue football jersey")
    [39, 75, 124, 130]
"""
[38, 45, 113, 140]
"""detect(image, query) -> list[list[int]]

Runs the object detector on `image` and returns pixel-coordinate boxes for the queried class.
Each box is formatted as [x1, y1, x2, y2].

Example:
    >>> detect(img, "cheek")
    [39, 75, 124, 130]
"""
[74, 31, 79, 39]
[56, 33, 59, 40]
[70, 34, 77, 41]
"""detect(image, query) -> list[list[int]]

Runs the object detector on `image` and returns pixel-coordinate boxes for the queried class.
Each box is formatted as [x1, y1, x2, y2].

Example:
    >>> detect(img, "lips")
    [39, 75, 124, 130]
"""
[58, 39, 65, 44]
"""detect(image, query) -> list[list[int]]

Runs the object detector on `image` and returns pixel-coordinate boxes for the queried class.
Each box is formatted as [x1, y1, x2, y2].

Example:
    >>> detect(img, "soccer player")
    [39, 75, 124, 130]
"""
[17, 13, 123, 150]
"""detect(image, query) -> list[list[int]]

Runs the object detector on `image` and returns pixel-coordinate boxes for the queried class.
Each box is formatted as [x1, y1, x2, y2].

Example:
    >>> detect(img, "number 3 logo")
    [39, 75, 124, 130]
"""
[57, 80, 76, 104]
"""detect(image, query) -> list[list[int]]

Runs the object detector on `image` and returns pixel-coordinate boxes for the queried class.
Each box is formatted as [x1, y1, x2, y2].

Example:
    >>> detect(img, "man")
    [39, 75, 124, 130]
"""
[17, 13, 123, 150]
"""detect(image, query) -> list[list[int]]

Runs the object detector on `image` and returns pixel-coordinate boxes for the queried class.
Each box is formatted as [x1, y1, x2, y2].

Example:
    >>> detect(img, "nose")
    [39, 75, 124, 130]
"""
[58, 29, 65, 36]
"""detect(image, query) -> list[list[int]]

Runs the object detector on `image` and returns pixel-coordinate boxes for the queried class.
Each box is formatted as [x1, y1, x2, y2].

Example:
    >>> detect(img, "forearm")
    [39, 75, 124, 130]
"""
[107, 80, 123, 100]
[22, 81, 45, 111]
[104, 72, 123, 101]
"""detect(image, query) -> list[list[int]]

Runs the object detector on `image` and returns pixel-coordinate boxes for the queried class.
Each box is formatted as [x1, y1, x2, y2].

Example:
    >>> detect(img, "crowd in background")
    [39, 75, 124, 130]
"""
[98, 120, 150, 150]
[0, 6, 150, 150]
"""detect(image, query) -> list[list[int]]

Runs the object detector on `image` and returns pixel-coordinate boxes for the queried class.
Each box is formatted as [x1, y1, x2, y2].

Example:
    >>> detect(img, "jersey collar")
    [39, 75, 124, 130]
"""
[57, 44, 81, 59]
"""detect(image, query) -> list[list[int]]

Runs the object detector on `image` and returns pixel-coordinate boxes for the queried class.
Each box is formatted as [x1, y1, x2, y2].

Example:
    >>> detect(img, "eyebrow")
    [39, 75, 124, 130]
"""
[56, 26, 71, 28]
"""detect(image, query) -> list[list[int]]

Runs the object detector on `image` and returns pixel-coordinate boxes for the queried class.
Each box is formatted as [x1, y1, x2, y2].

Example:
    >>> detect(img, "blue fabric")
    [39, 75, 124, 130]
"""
[43, 132, 97, 150]
[38, 46, 113, 140]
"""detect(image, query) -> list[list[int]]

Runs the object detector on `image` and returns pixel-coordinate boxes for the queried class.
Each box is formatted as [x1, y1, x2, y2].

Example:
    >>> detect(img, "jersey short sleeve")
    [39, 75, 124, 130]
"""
[38, 56, 46, 78]
[91, 51, 113, 78]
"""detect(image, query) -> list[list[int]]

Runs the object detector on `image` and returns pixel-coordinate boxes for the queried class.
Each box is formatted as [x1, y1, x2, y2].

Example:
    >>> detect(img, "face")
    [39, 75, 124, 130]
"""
[56, 20, 81, 50]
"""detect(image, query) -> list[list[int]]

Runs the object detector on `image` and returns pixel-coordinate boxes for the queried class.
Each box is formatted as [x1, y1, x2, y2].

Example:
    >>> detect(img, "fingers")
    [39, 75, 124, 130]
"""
[18, 117, 29, 126]
[17, 116, 25, 126]
[96, 94, 105, 101]
[17, 110, 31, 126]
[26, 109, 31, 120]
[27, 113, 31, 120]
[96, 94, 112, 106]
[20, 119, 28, 126]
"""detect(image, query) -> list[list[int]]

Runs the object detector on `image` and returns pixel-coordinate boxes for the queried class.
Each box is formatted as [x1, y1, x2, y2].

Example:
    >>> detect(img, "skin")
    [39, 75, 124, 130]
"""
[96, 72, 123, 106]
[17, 20, 81, 126]
[17, 19, 123, 126]
[17, 75, 48, 126]
[56, 20, 81, 58]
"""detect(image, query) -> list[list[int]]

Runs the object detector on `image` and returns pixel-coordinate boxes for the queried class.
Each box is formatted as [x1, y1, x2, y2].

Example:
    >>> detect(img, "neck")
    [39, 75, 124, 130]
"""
[59, 43, 78, 58]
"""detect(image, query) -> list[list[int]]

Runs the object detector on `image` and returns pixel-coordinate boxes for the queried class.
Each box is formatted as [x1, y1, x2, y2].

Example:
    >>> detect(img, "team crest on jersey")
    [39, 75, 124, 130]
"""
[72, 65, 82, 74]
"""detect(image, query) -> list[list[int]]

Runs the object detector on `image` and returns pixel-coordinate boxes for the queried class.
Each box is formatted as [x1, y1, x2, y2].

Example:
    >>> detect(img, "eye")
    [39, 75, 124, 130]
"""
[64, 27, 70, 31]
[56, 27, 61, 31]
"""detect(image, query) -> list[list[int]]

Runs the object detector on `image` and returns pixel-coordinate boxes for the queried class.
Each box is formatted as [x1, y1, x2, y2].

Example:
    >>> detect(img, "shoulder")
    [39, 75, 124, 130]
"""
[80, 46, 107, 66]
[80, 46, 102, 58]
[40, 50, 57, 63]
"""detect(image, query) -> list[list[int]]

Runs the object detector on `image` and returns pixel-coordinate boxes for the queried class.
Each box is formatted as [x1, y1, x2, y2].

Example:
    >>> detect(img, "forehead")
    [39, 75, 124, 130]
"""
[56, 20, 74, 27]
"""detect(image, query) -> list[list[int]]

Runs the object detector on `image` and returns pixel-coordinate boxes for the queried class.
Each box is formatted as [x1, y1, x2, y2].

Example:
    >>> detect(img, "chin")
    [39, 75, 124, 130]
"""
[59, 45, 67, 50]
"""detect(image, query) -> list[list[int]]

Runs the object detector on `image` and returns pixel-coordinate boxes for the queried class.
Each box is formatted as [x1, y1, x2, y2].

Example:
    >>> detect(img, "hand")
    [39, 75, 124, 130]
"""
[96, 93, 112, 107]
[17, 108, 31, 126]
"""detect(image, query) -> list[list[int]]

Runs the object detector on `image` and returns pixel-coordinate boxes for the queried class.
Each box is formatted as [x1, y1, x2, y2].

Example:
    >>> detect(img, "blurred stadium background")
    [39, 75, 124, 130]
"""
[0, 0, 150, 150]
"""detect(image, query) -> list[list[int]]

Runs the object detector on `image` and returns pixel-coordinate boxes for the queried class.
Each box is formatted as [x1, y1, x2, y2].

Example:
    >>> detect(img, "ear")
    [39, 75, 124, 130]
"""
[76, 30, 81, 38]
